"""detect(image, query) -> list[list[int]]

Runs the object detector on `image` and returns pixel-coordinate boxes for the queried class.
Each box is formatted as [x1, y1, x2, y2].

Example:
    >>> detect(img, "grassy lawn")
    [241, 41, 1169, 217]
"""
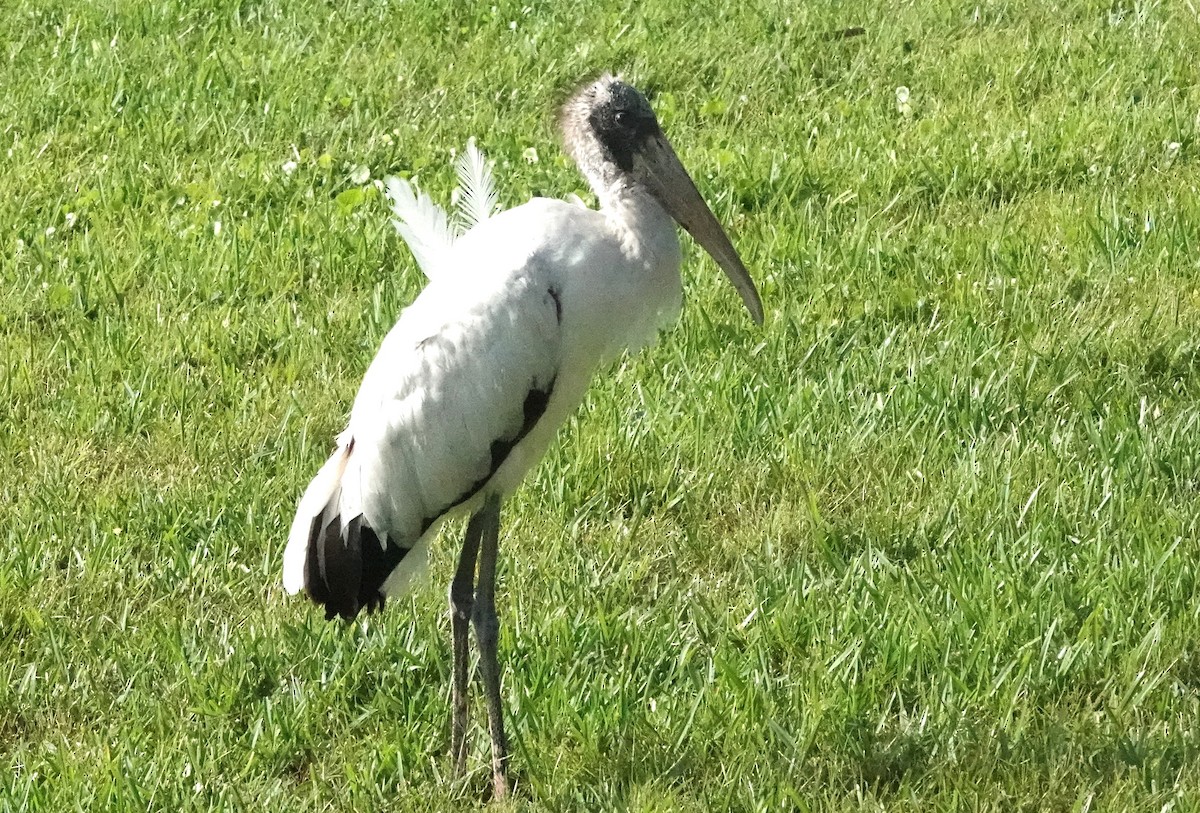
[3, 0, 1200, 809]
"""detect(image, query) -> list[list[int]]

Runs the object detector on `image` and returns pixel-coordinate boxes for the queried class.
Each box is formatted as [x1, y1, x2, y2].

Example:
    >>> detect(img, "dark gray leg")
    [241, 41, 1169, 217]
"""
[471, 496, 510, 799]
[449, 509, 485, 780]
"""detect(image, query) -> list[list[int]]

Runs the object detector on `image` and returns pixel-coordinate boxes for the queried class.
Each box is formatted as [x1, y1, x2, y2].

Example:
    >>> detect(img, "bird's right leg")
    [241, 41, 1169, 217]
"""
[449, 510, 485, 780]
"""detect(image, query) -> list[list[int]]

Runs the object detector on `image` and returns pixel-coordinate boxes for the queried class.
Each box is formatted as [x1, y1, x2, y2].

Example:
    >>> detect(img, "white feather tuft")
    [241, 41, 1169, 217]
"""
[384, 176, 455, 280]
[453, 137, 498, 233]
[384, 139, 502, 279]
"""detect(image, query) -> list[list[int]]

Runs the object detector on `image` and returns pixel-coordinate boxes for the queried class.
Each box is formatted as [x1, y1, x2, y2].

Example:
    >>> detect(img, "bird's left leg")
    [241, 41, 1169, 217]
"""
[471, 495, 510, 799]
[449, 508, 485, 780]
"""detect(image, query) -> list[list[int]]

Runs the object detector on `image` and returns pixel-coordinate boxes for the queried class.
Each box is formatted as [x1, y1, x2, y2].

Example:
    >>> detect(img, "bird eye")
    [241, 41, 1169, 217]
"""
[614, 110, 632, 128]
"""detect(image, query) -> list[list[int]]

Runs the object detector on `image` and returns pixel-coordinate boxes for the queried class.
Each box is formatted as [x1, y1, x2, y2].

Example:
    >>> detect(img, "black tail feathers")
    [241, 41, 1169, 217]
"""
[303, 514, 411, 621]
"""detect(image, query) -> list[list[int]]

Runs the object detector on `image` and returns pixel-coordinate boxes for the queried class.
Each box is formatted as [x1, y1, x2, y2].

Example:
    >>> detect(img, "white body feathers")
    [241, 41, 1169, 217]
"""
[282, 182, 683, 608]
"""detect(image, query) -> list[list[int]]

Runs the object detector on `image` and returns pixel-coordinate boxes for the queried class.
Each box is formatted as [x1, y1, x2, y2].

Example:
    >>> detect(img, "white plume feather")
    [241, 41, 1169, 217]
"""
[385, 139, 502, 279]
[453, 137, 498, 233]
[384, 175, 455, 280]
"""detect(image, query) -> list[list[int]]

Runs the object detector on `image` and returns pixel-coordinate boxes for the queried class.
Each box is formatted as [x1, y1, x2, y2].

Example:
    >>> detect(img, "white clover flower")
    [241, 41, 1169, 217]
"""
[64, 212, 77, 229]
[213, 220, 222, 236]
[895, 86, 912, 117]
[350, 164, 370, 184]
[522, 147, 539, 164]
[281, 160, 298, 176]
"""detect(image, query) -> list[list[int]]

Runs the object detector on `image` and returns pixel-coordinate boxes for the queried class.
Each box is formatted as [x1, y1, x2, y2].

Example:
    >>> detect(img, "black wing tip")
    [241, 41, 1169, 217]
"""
[303, 513, 411, 623]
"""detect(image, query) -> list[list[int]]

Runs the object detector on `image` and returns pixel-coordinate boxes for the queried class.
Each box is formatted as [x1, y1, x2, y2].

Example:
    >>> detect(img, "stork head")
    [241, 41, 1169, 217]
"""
[561, 75, 764, 325]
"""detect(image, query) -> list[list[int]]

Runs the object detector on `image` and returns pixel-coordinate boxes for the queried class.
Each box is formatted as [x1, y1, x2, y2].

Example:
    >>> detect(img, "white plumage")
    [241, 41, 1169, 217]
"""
[452, 137, 500, 233]
[282, 74, 762, 796]
[382, 136, 499, 281]
[381, 175, 456, 279]
[283, 195, 685, 600]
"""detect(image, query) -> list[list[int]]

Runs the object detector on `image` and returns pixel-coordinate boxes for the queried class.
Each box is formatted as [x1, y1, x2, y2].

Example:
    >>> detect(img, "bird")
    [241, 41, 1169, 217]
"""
[282, 73, 764, 799]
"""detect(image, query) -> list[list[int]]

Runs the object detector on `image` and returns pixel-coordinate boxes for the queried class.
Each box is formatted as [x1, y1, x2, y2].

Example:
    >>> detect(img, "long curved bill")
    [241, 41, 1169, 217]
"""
[640, 134, 764, 325]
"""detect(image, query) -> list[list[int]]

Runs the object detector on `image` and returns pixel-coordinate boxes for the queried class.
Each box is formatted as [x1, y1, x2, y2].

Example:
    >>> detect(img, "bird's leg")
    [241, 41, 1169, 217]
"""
[449, 509, 485, 780]
[470, 495, 510, 799]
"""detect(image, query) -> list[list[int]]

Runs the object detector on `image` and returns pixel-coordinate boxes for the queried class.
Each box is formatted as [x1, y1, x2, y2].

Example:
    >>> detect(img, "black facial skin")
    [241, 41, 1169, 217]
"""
[588, 82, 662, 172]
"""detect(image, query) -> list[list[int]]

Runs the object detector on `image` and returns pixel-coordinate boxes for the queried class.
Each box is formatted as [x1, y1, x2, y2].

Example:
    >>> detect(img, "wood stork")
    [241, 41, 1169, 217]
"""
[282, 74, 763, 798]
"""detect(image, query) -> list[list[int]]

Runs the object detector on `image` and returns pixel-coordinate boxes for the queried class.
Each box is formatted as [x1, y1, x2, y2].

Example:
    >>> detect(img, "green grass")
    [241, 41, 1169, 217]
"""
[4, 0, 1200, 809]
